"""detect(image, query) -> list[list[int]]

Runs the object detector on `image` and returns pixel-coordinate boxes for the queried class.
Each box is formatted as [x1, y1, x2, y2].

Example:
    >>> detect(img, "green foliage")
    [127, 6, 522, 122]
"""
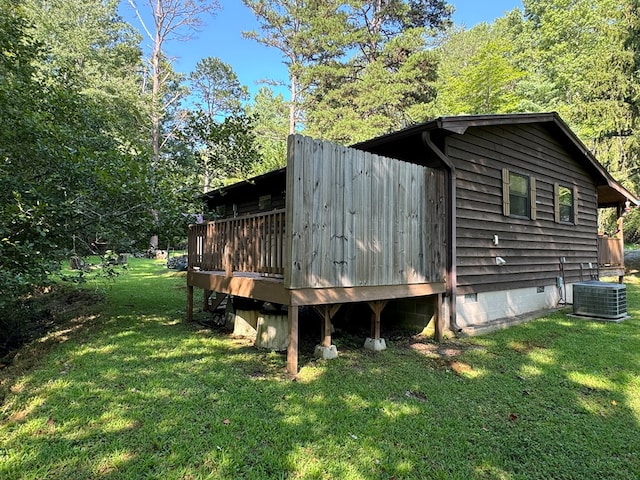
[301, 1, 452, 143]
[520, 0, 638, 164]
[434, 22, 526, 115]
[189, 56, 249, 118]
[248, 87, 289, 175]
[243, 0, 358, 133]
[433, 1, 640, 237]
[0, 0, 155, 312]
[621, 208, 640, 244]
[306, 27, 441, 143]
[181, 110, 262, 190]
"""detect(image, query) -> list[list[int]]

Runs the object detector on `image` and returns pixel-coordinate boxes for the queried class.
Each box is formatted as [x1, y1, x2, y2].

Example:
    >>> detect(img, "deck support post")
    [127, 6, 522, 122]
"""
[186, 284, 194, 322]
[203, 289, 212, 311]
[313, 305, 340, 360]
[287, 305, 299, 375]
[364, 300, 388, 351]
[434, 293, 444, 342]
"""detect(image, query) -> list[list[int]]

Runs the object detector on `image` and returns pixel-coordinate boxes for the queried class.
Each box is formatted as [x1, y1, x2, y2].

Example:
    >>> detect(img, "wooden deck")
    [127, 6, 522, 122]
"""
[188, 270, 445, 308]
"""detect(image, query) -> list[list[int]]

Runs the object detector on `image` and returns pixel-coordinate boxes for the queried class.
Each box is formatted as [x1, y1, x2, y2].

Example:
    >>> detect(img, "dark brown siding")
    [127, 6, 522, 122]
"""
[447, 124, 598, 294]
[210, 192, 286, 218]
[204, 173, 287, 218]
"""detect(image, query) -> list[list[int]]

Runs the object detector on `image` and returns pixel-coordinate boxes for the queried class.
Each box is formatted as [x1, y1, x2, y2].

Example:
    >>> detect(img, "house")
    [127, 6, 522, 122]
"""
[187, 112, 637, 374]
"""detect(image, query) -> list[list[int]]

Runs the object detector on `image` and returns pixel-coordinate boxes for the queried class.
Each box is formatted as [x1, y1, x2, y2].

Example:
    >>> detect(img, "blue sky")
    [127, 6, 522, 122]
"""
[119, 1, 523, 98]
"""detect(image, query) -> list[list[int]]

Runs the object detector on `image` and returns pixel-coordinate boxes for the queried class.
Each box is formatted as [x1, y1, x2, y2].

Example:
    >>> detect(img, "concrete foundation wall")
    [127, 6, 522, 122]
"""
[230, 308, 289, 351]
[384, 297, 436, 335]
[456, 284, 573, 330]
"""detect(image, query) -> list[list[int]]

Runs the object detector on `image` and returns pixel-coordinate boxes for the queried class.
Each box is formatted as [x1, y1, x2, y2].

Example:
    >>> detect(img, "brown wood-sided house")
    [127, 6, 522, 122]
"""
[187, 112, 637, 374]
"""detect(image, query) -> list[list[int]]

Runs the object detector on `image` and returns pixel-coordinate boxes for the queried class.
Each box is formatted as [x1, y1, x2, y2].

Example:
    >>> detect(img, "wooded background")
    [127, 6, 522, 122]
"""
[2, 0, 640, 309]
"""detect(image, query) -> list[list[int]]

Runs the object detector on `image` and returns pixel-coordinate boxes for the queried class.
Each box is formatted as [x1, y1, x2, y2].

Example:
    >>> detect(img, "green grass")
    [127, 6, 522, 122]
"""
[2, 258, 640, 479]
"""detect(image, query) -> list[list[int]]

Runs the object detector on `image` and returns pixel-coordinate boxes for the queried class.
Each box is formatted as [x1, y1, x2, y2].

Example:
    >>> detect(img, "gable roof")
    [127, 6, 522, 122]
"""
[353, 112, 637, 208]
[202, 113, 636, 209]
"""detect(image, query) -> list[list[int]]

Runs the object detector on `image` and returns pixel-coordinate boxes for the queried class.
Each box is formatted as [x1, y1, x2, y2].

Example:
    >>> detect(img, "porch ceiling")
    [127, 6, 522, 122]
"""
[598, 184, 637, 209]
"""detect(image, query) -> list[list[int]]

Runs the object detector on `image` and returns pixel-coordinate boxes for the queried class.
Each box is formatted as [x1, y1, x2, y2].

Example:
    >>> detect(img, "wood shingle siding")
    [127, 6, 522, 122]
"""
[448, 124, 598, 294]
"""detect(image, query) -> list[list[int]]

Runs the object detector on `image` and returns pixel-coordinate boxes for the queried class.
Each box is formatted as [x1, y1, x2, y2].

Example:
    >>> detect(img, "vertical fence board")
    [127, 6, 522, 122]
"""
[355, 150, 369, 286]
[344, 144, 356, 285]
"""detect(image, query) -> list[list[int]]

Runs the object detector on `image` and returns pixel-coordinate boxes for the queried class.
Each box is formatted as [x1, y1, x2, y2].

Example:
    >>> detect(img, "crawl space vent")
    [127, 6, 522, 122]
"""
[573, 281, 627, 321]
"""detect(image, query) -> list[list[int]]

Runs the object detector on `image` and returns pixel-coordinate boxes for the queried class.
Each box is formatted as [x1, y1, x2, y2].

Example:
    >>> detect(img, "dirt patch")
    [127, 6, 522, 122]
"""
[449, 361, 474, 376]
[402, 336, 484, 376]
[0, 286, 103, 405]
[1, 287, 102, 359]
[406, 338, 482, 359]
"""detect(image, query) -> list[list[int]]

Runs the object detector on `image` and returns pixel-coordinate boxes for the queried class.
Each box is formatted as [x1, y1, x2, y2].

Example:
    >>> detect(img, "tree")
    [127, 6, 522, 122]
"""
[17, 0, 155, 252]
[182, 58, 254, 192]
[1, 0, 155, 301]
[189, 57, 249, 119]
[248, 87, 290, 175]
[347, 0, 452, 61]
[518, 0, 639, 187]
[242, 0, 350, 133]
[126, 0, 220, 165]
[434, 21, 525, 115]
[24, 0, 146, 139]
[303, 0, 453, 144]
[182, 111, 262, 191]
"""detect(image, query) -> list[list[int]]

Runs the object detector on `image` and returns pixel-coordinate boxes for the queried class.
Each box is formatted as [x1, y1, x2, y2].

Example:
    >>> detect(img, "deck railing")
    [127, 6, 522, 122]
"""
[188, 209, 286, 276]
[598, 236, 623, 267]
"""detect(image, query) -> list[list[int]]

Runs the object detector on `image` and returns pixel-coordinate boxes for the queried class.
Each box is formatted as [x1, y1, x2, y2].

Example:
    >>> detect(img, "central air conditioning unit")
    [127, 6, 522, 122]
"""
[573, 281, 627, 321]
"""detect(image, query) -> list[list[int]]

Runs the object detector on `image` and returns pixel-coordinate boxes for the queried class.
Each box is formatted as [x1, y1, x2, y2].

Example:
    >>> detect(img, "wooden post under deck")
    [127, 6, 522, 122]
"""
[367, 300, 388, 339]
[322, 308, 332, 347]
[287, 305, 299, 375]
[203, 289, 211, 310]
[187, 284, 194, 322]
[314, 305, 342, 348]
[434, 293, 444, 342]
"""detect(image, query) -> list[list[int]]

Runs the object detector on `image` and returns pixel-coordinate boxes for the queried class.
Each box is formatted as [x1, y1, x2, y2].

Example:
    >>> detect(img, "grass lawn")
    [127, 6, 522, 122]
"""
[2, 257, 640, 479]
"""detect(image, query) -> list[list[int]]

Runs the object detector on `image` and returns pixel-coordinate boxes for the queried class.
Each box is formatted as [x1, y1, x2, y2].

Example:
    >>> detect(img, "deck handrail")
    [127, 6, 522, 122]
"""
[598, 236, 623, 267]
[188, 209, 286, 275]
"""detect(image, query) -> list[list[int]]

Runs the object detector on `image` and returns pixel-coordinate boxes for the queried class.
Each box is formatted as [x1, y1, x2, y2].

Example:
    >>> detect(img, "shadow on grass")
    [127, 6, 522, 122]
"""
[2, 263, 640, 479]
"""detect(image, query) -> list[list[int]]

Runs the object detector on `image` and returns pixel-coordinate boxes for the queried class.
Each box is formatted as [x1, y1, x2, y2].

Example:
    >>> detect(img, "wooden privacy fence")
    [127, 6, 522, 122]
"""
[188, 209, 286, 275]
[598, 236, 623, 267]
[285, 134, 446, 289]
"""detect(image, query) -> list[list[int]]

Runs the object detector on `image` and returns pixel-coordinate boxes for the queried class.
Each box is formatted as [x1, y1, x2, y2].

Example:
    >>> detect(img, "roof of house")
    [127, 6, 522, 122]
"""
[353, 112, 637, 208]
[203, 112, 637, 208]
[202, 166, 286, 205]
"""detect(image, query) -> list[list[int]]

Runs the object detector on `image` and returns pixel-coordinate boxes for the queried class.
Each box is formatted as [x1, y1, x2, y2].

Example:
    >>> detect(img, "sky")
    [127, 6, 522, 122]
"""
[119, 1, 523, 98]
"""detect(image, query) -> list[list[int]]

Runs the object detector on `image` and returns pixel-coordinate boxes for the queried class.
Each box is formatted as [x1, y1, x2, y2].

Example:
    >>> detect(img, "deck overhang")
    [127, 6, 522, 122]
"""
[188, 270, 445, 307]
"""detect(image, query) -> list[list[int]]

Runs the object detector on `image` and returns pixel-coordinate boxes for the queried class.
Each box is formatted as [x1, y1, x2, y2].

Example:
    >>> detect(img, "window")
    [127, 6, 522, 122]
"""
[258, 194, 271, 211]
[558, 186, 573, 222]
[502, 168, 536, 219]
[509, 172, 529, 217]
[555, 184, 577, 224]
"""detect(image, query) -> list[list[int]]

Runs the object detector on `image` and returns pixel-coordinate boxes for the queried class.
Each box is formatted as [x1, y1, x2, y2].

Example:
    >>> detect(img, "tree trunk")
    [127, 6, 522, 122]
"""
[289, 73, 297, 134]
[151, 0, 163, 166]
